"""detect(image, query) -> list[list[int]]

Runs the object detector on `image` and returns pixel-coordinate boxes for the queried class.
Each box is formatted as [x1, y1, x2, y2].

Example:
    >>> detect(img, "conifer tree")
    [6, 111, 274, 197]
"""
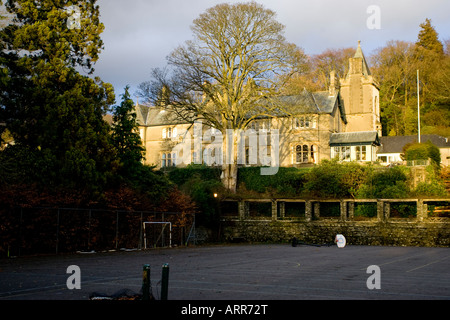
[0, 0, 115, 191]
[416, 18, 444, 55]
[111, 86, 145, 178]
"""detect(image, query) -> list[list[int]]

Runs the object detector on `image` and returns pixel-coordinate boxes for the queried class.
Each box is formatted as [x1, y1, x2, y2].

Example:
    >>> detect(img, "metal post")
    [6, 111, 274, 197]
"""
[142, 264, 151, 300]
[115, 211, 119, 249]
[417, 70, 421, 143]
[139, 212, 143, 250]
[161, 263, 169, 300]
[19, 207, 23, 257]
[56, 209, 60, 255]
[88, 209, 91, 251]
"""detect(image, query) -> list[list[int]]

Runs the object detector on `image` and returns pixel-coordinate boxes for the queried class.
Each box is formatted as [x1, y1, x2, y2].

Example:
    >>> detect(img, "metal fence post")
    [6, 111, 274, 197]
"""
[139, 212, 143, 250]
[115, 210, 119, 249]
[56, 209, 60, 255]
[19, 207, 23, 257]
[142, 264, 151, 300]
[88, 209, 91, 251]
[161, 263, 169, 300]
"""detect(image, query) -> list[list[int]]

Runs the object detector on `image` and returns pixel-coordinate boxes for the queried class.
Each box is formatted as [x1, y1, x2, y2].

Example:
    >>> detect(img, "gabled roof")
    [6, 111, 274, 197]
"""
[276, 90, 346, 121]
[136, 105, 190, 127]
[378, 135, 450, 154]
[330, 131, 380, 146]
[135, 104, 150, 125]
[135, 88, 347, 127]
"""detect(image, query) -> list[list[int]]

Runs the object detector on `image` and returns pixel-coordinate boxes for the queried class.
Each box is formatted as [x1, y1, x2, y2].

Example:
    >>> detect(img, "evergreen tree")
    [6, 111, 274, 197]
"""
[111, 86, 145, 178]
[416, 18, 444, 55]
[0, 0, 115, 192]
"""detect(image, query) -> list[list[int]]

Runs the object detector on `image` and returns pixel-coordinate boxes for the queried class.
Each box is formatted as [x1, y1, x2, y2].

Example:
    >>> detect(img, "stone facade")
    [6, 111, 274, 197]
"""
[136, 41, 382, 169]
[220, 199, 450, 247]
[340, 41, 381, 136]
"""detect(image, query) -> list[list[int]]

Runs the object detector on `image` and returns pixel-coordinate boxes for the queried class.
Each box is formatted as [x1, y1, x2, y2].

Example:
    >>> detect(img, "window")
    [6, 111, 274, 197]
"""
[161, 153, 176, 167]
[310, 145, 317, 163]
[249, 119, 271, 131]
[333, 146, 351, 161]
[294, 116, 316, 129]
[302, 145, 308, 163]
[295, 144, 318, 164]
[355, 146, 367, 161]
[162, 153, 166, 167]
[162, 127, 177, 139]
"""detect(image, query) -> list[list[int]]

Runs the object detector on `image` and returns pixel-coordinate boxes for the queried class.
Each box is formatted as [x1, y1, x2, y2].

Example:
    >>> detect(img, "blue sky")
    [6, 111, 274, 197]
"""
[93, 0, 450, 103]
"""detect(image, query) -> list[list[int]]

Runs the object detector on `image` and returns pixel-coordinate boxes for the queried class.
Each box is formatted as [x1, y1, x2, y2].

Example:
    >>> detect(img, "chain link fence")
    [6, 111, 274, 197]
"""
[0, 207, 194, 257]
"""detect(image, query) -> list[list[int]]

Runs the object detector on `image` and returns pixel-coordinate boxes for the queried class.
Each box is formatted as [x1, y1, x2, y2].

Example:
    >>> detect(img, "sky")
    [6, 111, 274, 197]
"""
[92, 0, 450, 104]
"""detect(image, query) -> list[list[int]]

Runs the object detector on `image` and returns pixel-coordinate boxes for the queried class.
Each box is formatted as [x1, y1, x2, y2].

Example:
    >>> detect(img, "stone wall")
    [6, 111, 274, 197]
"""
[220, 199, 450, 247]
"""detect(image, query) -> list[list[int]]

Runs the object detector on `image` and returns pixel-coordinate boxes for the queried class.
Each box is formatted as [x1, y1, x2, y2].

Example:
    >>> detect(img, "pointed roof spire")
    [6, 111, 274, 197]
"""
[348, 40, 371, 76]
[354, 40, 364, 59]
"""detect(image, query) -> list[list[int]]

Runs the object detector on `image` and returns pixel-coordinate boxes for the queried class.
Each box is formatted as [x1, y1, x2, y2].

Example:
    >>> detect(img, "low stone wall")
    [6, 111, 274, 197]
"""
[220, 198, 450, 247]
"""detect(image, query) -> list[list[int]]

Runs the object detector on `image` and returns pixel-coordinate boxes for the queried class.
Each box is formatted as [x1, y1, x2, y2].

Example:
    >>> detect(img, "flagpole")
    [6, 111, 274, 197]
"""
[417, 70, 421, 143]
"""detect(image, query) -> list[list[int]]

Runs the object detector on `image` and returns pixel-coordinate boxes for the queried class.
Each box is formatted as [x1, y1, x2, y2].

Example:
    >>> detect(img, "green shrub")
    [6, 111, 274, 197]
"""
[356, 166, 409, 199]
[414, 181, 447, 197]
[304, 160, 369, 199]
[404, 141, 441, 167]
[354, 203, 377, 218]
[237, 166, 308, 196]
[166, 164, 221, 186]
[165, 165, 223, 228]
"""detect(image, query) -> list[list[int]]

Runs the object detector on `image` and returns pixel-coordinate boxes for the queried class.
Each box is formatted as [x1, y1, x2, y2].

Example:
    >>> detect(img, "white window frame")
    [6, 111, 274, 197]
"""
[294, 144, 318, 164]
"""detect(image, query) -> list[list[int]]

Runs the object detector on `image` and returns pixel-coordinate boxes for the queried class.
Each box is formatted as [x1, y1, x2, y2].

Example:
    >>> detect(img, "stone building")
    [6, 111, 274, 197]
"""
[136, 41, 381, 169]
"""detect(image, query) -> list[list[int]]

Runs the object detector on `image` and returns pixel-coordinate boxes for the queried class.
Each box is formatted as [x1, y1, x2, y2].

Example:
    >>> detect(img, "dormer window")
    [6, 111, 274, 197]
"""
[162, 127, 177, 139]
[293, 116, 316, 129]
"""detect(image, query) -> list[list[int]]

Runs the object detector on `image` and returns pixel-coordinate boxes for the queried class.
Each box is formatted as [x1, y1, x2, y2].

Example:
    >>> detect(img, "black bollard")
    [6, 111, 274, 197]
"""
[142, 264, 151, 300]
[161, 263, 169, 300]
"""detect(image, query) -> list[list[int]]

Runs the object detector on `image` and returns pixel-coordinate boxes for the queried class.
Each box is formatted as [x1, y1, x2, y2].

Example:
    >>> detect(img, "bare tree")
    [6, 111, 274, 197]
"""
[140, 2, 302, 192]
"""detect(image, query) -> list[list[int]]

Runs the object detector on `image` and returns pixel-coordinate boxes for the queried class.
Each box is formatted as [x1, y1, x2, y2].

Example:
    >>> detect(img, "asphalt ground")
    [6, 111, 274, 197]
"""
[1, 243, 449, 302]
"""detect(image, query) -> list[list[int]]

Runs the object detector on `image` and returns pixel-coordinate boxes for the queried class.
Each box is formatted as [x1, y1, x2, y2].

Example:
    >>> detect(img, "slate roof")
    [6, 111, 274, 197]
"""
[276, 90, 342, 114]
[135, 87, 347, 127]
[378, 135, 450, 154]
[136, 104, 191, 127]
[330, 131, 380, 146]
[273, 89, 347, 125]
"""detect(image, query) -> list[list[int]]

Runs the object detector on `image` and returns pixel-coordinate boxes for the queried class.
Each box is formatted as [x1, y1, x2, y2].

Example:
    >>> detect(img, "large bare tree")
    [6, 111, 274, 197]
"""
[139, 2, 303, 192]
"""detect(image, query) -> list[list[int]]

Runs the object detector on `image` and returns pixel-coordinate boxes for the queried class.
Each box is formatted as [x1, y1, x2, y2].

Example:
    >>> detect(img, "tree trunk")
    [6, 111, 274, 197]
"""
[221, 129, 239, 193]
[221, 163, 238, 193]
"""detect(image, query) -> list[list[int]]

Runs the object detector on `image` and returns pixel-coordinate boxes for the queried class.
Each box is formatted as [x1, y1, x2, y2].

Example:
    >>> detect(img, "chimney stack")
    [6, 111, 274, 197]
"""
[329, 70, 339, 96]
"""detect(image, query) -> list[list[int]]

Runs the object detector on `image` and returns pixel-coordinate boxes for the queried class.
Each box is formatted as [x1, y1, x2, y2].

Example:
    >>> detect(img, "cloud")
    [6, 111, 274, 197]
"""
[92, 0, 450, 102]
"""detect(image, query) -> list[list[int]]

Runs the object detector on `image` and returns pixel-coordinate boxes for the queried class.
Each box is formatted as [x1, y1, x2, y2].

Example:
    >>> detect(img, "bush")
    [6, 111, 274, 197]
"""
[165, 165, 223, 228]
[166, 164, 221, 186]
[356, 166, 409, 199]
[414, 181, 447, 197]
[237, 166, 308, 196]
[304, 160, 369, 199]
[404, 141, 441, 167]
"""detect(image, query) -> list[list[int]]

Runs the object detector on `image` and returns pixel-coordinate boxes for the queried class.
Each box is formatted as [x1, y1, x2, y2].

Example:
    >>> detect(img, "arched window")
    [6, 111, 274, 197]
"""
[302, 145, 309, 163]
[296, 145, 302, 163]
[162, 153, 166, 167]
[310, 145, 317, 163]
[172, 153, 176, 166]
[295, 144, 318, 164]
[166, 153, 172, 167]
